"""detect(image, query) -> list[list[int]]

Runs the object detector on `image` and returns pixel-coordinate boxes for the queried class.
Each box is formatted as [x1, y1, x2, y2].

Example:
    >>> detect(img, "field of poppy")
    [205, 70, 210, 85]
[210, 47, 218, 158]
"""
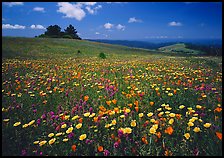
[2, 37, 222, 156]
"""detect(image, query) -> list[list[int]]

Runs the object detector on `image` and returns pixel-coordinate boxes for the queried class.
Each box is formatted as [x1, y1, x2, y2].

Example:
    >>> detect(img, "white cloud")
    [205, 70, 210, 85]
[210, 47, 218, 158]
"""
[85, 5, 102, 14]
[95, 32, 100, 34]
[104, 23, 113, 29]
[116, 24, 125, 31]
[2, 24, 25, 29]
[3, 2, 24, 7]
[168, 21, 182, 26]
[33, 7, 45, 12]
[128, 17, 142, 23]
[78, 2, 97, 6]
[30, 24, 45, 29]
[57, 2, 86, 21]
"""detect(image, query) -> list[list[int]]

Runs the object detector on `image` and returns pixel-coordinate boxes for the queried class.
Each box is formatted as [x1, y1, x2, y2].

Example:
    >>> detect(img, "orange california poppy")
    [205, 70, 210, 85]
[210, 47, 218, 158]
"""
[112, 99, 117, 104]
[78, 118, 83, 123]
[175, 114, 181, 120]
[71, 145, 77, 151]
[149, 101, 154, 106]
[135, 107, 139, 112]
[98, 146, 104, 152]
[214, 107, 222, 113]
[141, 137, 148, 144]
[156, 132, 161, 139]
[106, 100, 111, 106]
[84, 95, 89, 102]
[165, 126, 174, 135]
[134, 100, 139, 107]
[216, 132, 222, 140]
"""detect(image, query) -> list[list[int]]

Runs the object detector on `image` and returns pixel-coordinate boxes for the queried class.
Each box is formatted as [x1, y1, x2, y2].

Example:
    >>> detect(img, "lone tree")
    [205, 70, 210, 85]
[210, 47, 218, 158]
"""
[64, 24, 81, 40]
[44, 25, 61, 38]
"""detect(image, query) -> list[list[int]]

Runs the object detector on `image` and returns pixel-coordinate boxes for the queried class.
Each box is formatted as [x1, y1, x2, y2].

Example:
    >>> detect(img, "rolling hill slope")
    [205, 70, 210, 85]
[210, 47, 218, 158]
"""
[2, 37, 158, 60]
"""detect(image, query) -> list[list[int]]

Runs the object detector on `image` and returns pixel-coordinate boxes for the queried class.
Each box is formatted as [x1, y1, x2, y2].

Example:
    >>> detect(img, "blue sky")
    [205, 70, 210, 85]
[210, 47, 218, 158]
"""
[2, 2, 222, 40]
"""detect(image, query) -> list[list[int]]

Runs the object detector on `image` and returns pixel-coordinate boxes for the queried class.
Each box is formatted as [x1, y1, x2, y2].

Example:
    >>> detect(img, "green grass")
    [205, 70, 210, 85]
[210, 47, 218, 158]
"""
[158, 43, 205, 55]
[2, 37, 159, 60]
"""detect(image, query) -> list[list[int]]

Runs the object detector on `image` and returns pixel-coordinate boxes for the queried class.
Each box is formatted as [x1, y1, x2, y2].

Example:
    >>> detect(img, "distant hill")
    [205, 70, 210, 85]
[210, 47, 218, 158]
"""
[158, 43, 205, 55]
[87, 39, 177, 50]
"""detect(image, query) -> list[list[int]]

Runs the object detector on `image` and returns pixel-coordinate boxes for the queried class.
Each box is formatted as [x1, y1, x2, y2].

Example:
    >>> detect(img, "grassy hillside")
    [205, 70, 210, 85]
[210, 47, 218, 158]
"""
[158, 43, 205, 55]
[2, 37, 159, 60]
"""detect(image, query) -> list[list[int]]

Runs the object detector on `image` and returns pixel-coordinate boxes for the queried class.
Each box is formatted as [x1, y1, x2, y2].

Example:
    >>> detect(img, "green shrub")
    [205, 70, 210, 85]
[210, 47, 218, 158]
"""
[99, 52, 106, 59]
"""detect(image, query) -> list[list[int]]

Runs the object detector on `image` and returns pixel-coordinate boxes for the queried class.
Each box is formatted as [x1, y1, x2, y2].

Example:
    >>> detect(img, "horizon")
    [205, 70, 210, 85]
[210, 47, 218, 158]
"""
[2, 2, 222, 40]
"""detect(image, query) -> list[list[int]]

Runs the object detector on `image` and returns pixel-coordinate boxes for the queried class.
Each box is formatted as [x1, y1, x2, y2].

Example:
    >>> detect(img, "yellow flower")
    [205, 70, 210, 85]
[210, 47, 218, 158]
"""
[152, 124, 158, 130]
[49, 138, 56, 145]
[184, 133, 190, 140]
[166, 87, 171, 91]
[165, 111, 170, 114]
[139, 113, 144, 118]
[169, 113, 175, 117]
[48, 133, 54, 138]
[147, 112, 153, 117]
[61, 124, 67, 129]
[179, 105, 185, 109]
[13, 122, 21, 127]
[203, 123, 211, 128]
[79, 134, 87, 141]
[125, 108, 131, 113]
[150, 119, 155, 123]
[84, 112, 90, 117]
[63, 138, 68, 142]
[89, 113, 95, 118]
[187, 122, 194, 127]
[33, 141, 39, 144]
[39, 140, 47, 146]
[193, 127, 201, 133]
[157, 108, 162, 111]
[120, 115, 125, 118]
[168, 118, 174, 125]
[149, 127, 156, 134]
[72, 115, 79, 120]
[168, 93, 173, 96]
[124, 127, 132, 134]
[66, 127, 74, 134]
[28, 120, 35, 126]
[111, 119, 117, 125]
[64, 115, 70, 120]
[3, 119, 10, 122]
[56, 132, 63, 136]
[76, 123, 82, 129]
[130, 120, 136, 127]
[196, 105, 202, 109]
[22, 124, 29, 128]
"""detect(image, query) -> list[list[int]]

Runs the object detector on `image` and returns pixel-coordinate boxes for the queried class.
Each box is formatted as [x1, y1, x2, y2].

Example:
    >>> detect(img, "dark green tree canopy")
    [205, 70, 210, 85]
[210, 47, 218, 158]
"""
[39, 24, 81, 40]
[45, 25, 61, 37]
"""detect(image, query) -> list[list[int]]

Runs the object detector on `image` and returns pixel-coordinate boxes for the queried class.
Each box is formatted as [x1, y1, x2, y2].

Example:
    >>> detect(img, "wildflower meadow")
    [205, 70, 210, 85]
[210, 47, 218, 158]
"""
[2, 38, 222, 156]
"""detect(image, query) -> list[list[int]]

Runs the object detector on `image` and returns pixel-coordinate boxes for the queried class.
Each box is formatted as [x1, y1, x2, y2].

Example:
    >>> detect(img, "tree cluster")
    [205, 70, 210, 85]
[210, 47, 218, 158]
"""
[37, 24, 81, 40]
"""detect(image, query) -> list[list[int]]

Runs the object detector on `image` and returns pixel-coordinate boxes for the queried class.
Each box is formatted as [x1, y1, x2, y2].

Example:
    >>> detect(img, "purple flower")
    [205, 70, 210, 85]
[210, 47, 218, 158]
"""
[85, 139, 91, 144]
[50, 111, 54, 116]
[33, 109, 37, 113]
[89, 107, 93, 114]
[114, 142, 119, 148]
[21, 149, 26, 156]
[68, 132, 74, 139]
[37, 119, 41, 125]
[103, 150, 110, 156]
[200, 113, 206, 117]
[118, 129, 123, 138]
